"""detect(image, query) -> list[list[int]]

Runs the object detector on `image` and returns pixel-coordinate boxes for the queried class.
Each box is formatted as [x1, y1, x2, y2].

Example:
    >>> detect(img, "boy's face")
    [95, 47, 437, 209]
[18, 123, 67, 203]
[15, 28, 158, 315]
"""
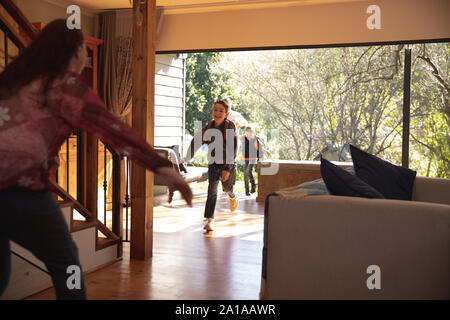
[212, 103, 229, 124]
[245, 130, 255, 139]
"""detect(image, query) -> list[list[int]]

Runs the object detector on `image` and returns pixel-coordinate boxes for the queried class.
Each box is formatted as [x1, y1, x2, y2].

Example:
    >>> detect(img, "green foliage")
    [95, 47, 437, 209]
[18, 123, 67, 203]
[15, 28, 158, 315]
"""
[209, 44, 449, 178]
[186, 43, 449, 178]
[185, 53, 240, 134]
[189, 149, 208, 167]
[409, 43, 450, 177]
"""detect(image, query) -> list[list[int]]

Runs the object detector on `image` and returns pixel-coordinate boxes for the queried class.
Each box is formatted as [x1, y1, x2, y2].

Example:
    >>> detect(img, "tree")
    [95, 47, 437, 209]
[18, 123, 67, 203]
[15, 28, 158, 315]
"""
[203, 43, 449, 178]
[217, 47, 404, 162]
[410, 43, 450, 177]
[185, 53, 239, 135]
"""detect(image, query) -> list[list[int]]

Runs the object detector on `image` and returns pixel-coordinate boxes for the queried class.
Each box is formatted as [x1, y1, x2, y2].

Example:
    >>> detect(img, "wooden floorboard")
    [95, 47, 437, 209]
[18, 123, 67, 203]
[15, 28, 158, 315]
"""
[26, 189, 265, 300]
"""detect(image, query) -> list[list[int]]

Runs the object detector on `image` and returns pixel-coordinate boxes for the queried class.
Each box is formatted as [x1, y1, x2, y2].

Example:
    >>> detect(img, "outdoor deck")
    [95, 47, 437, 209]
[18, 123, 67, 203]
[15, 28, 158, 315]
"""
[26, 182, 265, 300]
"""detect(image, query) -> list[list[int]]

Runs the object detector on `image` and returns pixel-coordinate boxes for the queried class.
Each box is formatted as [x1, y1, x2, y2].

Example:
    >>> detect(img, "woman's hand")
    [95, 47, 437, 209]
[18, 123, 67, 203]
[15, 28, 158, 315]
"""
[221, 170, 230, 182]
[155, 166, 193, 206]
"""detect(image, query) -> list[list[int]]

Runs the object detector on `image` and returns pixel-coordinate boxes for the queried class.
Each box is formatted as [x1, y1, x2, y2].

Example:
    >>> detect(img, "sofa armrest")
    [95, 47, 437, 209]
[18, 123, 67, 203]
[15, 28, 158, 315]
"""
[413, 176, 450, 206]
[262, 195, 450, 299]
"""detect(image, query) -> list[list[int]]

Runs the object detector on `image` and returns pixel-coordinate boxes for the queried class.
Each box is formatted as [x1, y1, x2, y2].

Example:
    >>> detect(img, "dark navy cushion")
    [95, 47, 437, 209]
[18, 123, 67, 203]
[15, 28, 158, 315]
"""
[350, 145, 417, 200]
[320, 157, 385, 199]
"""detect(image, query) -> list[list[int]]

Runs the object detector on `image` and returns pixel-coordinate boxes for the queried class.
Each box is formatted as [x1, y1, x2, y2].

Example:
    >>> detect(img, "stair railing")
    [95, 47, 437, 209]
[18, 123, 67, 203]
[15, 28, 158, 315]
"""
[50, 180, 119, 242]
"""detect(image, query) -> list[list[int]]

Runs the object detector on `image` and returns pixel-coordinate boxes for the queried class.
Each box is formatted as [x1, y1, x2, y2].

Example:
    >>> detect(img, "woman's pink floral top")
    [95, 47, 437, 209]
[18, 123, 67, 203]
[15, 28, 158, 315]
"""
[0, 72, 172, 191]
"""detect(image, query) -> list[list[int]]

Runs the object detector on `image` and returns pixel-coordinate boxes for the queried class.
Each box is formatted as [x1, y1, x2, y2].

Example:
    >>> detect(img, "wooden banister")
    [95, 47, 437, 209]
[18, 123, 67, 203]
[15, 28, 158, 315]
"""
[50, 180, 120, 242]
[0, 11, 28, 47]
[0, 0, 37, 41]
[50, 180, 93, 221]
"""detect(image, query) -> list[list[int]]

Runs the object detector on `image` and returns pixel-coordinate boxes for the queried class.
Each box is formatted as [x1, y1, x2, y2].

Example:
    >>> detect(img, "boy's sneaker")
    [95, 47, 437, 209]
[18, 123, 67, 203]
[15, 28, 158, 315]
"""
[204, 218, 215, 231]
[250, 184, 257, 194]
[229, 196, 238, 212]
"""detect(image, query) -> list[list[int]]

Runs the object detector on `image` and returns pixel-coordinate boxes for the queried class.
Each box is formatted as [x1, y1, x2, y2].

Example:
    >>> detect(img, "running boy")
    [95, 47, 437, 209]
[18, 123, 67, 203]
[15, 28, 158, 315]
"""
[241, 126, 272, 196]
[182, 100, 238, 231]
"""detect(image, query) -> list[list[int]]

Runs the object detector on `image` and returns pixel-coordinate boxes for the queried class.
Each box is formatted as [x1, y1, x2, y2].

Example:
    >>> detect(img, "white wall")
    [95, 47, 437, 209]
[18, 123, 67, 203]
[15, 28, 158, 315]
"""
[156, 0, 450, 52]
[16, 0, 95, 36]
[154, 53, 186, 149]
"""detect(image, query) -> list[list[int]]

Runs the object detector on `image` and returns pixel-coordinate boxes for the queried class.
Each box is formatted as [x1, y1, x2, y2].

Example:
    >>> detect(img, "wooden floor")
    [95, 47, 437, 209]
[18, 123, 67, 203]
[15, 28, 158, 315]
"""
[26, 186, 265, 300]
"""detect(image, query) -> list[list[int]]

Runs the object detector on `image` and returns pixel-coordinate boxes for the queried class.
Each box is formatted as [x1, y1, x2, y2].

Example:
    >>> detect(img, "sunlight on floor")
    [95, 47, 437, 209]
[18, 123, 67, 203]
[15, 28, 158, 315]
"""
[97, 180, 265, 241]
[201, 212, 264, 240]
[153, 193, 264, 241]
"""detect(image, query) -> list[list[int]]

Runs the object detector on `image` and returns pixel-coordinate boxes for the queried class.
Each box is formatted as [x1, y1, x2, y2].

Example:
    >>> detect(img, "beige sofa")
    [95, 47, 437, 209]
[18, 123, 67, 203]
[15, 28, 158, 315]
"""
[261, 176, 450, 299]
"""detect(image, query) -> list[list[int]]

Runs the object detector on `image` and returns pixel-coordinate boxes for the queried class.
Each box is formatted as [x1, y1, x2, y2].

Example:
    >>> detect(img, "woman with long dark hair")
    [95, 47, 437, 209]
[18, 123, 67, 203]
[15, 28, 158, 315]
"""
[0, 19, 192, 299]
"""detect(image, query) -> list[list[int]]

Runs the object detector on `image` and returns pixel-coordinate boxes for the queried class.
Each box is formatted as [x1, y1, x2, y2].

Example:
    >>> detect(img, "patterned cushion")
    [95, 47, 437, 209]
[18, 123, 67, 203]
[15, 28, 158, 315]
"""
[272, 165, 354, 200]
[275, 178, 330, 199]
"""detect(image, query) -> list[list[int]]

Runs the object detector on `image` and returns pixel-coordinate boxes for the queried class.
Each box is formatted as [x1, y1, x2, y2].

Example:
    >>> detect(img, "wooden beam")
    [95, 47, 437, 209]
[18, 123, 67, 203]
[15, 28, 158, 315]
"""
[131, 0, 156, 260]
[0, 0, 37, 41]
[0, 11, 30, 47]
[156, 7, 164, 38]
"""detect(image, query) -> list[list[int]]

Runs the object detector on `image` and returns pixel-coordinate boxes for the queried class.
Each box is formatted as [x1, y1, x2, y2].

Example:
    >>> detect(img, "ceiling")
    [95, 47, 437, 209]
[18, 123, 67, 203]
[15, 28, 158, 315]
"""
[62, 0, 356, 11]
[46, 0, 449, 55]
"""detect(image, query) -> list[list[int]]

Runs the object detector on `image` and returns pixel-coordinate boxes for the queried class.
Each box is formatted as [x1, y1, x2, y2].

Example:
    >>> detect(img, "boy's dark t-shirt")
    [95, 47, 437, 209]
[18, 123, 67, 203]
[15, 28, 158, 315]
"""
[243, 136, 264, 162]
[186, 119, 238, 172]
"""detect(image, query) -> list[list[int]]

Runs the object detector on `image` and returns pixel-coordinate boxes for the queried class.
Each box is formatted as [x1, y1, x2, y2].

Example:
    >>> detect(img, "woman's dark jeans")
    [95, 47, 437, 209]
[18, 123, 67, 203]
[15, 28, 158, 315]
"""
[204, 164, 236, 219]
[0, 187, 87, 300]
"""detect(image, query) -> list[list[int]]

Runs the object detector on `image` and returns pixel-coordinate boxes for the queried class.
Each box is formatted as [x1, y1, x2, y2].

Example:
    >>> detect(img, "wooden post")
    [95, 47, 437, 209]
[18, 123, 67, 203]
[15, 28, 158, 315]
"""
[85, 133, 98, 223]
[112, 151, 123, 258]
[82, 36, 103, 222]
[131, 0, 156, 260]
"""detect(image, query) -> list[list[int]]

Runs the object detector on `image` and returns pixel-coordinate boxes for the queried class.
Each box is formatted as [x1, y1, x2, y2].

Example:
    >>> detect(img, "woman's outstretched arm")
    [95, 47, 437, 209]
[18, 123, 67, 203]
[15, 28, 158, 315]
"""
[47, 73, 192, 205]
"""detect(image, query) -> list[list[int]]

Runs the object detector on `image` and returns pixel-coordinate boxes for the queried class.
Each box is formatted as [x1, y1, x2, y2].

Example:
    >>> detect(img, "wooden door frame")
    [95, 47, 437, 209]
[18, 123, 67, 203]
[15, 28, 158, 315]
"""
[130, 0, 157, 260]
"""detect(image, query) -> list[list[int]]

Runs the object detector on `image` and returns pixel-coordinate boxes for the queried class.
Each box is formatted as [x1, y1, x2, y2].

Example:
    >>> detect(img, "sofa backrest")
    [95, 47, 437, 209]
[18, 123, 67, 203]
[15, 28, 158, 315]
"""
[412, 176, 450, 206]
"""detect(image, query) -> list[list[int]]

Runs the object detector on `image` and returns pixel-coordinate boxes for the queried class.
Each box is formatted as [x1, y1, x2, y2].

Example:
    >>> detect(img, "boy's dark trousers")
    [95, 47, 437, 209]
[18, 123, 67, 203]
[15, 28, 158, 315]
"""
[243, 160, 257, 195]
[204, 164, 236, 219]
[0, 187, 87, 300]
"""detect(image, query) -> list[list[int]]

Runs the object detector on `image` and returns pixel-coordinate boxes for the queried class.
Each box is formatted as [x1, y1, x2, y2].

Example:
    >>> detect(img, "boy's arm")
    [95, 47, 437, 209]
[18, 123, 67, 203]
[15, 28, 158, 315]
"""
[223, 121, 238, 172]
[257, 137, 272, 159]
[234, 128, 238, 159]
[264, 148, 273, 159]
